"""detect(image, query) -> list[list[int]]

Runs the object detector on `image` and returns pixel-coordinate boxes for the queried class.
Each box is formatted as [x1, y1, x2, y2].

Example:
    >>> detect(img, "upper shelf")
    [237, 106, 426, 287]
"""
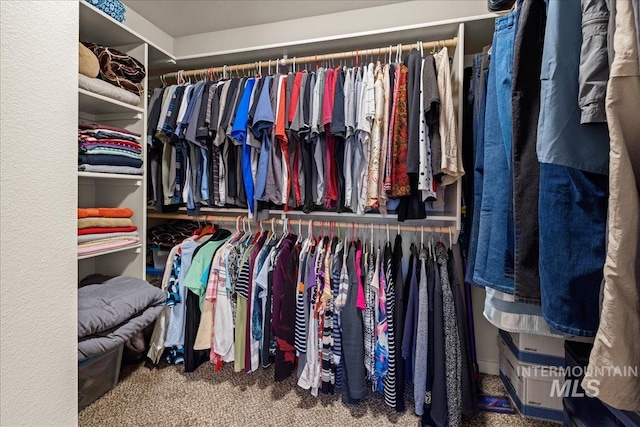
[79, 0, 174, 64]
[78, 88, 144, 115]
[78, 171, 143, 182]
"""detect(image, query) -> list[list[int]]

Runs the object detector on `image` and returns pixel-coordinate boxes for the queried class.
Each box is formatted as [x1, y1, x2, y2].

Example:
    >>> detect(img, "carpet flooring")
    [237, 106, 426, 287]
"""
[79, 360, 559, 426]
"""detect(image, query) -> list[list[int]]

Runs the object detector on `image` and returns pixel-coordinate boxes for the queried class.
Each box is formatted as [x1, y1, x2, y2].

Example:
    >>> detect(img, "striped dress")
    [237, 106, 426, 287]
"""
[320, 240, 335, 393]
[331, 243, 344, 389]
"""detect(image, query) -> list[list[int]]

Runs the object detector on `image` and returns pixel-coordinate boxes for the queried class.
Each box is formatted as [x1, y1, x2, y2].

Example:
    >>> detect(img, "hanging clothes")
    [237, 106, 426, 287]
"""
[148, 48, 462, 221]
[147, 218, 477, 422]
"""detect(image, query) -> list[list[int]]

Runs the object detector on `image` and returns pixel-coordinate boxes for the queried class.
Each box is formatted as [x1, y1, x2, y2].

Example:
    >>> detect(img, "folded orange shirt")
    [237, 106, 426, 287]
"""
[77, 207, 133, 218]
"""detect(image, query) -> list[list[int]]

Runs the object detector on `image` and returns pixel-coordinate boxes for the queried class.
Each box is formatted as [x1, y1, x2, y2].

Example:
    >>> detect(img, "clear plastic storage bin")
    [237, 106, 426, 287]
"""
[78, 342, 123, 410]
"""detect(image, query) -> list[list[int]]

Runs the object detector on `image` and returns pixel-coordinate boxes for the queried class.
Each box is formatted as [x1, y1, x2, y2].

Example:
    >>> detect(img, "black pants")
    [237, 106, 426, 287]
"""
[511, 0, 547, 304]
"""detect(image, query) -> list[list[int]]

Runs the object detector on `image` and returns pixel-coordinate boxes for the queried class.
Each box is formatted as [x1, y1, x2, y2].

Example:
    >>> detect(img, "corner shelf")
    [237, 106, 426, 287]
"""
[79, 0, 174, 64]
[78, 243, 142, 260]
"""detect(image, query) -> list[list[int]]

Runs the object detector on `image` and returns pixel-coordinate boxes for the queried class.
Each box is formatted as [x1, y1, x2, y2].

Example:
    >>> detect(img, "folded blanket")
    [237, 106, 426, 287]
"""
[78, 122, 140, 137]
[78, 226, 137, 235]
[77, 207, 133, 219]
[78, 236, 139, 248]
[78, 217, 133, 228]
[79, 42, 99, 78]
[82, 42, 146, 96]
[78, 164, 143, 175]
[77, 239, 139, 256]
[78, 276, 164, 361]
[79, 73, 141, 106]
[79, 129, 140, 142]
[78, 231, 139, 243]
[78, 153, 143, 168]
[79, 304, 162, 361]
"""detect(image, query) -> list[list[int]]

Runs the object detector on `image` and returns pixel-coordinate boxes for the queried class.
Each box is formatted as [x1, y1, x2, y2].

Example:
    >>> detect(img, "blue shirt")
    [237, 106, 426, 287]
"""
[536, 0, 609, 174]
[231, 78, 257, 213]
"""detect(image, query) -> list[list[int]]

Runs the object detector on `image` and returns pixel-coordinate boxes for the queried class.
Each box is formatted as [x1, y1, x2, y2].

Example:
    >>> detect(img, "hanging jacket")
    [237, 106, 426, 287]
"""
[579, 0, 611, 123]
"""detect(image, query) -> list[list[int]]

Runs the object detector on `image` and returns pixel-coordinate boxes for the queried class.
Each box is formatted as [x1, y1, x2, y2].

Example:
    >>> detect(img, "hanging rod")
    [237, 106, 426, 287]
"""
[161, 37, 457, 82]
[148, 212, 454, 234]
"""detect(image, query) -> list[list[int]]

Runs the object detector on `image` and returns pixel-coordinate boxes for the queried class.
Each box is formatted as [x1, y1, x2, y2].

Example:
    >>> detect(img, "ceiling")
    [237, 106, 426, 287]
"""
[123, 1, 407, 38]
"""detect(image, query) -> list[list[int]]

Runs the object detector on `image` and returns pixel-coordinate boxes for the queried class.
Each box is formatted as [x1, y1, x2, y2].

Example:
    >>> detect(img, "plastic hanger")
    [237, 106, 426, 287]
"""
[296, 219, 303, 244]
[276, 218, 289, 248]
[195, 215, 215, 241]
[228, 216, 242, 242]
[239, 217, 252, 244]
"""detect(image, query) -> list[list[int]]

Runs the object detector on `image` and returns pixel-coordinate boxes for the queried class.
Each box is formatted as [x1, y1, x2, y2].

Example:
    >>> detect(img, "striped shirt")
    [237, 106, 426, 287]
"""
[320, 240, 335, 393]
[331, 243, 344, 389]
[235, 245, 254, 300]
[383, 244, 397, 408]
[295, 243, 312, 354]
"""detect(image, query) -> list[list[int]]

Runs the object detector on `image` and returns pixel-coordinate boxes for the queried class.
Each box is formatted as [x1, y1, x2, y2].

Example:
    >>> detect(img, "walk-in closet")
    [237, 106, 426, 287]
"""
[1, 1, 639, 426]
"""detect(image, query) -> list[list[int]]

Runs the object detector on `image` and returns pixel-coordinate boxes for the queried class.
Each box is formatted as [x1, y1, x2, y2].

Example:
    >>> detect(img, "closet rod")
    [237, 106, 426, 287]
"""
[149, 212, 453, 234]
[161, 37, 457, 81]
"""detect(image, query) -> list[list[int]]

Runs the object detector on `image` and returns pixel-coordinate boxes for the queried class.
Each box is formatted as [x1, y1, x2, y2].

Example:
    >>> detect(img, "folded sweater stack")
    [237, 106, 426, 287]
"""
[78, 122, 143, 174]
[78, 207, 139, 255]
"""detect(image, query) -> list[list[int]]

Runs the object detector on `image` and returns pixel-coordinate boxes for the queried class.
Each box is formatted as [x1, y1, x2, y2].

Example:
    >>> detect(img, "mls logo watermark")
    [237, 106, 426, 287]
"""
[550, 378, 600, 398]
[515, 365, 638, 399]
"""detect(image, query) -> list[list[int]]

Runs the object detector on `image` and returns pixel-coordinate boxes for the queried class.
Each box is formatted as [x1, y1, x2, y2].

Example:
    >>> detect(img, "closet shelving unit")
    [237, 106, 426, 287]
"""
[77, 0, 172, 280]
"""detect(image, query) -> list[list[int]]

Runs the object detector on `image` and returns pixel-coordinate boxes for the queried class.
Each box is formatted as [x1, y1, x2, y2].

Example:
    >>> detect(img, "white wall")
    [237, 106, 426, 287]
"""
[174, 0, 492, 58]
[124, 6, 174, 55]
[0, 1, 79, 426]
